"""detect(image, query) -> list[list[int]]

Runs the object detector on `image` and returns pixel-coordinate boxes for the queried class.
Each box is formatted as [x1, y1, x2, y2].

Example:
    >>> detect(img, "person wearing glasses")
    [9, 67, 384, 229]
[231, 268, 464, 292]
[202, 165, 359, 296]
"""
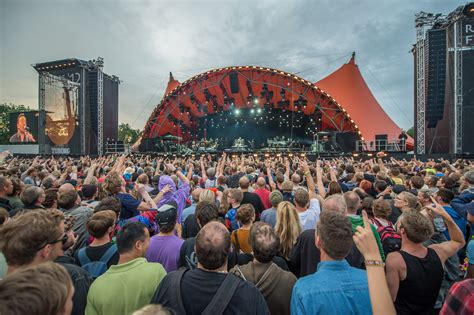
[0, 209, 92, 315]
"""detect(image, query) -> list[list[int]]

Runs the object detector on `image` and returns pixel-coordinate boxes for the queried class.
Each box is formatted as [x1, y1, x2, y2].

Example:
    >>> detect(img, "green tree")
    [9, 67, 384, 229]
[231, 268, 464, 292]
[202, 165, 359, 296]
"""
[118, 123, 141, 144]
[0, 103, 31, 144]
[406, 127, 414, 138]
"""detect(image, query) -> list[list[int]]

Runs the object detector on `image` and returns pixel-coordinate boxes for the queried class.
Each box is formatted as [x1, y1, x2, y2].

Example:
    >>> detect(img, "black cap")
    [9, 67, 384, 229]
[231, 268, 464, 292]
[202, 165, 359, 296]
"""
[155, 202, 177, 228]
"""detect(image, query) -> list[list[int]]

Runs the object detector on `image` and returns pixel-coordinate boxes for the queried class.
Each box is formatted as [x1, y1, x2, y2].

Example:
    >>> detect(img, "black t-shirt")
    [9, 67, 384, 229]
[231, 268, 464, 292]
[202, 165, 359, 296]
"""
[290, 228, 365, 277]
[179, 236, 238, 271]
[151, 269, 269, 315]
[182, 214, 200, 239]
[242, 192, 265, 215]
[74, 242, 119, 268]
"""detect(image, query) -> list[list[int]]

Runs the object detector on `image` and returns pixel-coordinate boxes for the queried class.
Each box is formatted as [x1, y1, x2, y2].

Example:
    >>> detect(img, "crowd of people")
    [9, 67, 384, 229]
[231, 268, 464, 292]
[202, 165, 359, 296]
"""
[0, 150, 473, 315]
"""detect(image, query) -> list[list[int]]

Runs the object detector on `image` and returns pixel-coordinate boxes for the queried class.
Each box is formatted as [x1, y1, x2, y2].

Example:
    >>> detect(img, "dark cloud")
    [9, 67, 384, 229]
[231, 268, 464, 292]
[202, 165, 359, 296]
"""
[0, 0, 462, 130]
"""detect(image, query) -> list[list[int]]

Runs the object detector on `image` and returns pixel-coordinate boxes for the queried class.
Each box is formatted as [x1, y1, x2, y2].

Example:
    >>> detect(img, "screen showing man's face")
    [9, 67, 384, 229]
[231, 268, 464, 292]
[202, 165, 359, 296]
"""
[17, 116, 27, 133]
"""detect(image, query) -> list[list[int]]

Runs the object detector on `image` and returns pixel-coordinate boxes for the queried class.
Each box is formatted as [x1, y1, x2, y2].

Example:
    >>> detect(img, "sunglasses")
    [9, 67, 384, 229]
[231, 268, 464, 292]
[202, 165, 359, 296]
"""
[36, 233, 69, 251]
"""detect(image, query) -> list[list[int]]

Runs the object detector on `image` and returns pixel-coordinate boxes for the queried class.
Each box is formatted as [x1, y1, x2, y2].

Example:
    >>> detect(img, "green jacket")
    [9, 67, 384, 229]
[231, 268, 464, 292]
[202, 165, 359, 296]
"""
[347, 215, 386, 262]
[86, 258, 166, 315]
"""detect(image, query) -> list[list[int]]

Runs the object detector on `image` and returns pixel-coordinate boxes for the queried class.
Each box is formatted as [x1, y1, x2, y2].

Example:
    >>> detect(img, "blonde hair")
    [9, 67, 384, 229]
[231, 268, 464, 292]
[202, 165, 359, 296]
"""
[103, 172, 123, 195]
[275, 201, 301, 259]
[219, 189, 230, 216]
[200, 189, 215, 203]
[131, 174, 149, 200]
[133, 304, 172, 315]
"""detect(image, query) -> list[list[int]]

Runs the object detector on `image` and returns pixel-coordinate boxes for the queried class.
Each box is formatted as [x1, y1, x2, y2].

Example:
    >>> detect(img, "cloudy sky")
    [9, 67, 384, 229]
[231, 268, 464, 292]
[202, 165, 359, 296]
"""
[0, 0, 460, 130]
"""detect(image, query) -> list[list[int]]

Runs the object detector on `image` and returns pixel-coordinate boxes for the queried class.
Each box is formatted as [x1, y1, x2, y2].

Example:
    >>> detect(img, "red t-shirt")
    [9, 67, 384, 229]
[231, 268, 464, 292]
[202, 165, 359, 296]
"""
[254, 188, 271, 209]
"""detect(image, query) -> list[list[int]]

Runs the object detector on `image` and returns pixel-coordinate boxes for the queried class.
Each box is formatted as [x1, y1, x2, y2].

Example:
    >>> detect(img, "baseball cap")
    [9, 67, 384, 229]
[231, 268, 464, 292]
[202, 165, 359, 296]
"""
[156, 202, 178, 228]
[269, 190, 283, 205]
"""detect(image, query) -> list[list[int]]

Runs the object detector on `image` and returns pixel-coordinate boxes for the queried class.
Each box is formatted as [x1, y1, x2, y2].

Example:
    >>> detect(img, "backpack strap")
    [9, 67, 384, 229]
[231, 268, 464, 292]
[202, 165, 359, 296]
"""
[98, 244, 118, 264]
[77, 247, 91, 266]
[371, 217, 382, 228]
[255, 262, 277, 288]
[170, 268, 187, 315]
[202, 273, 241, 315]
[232, 230, 241, 253]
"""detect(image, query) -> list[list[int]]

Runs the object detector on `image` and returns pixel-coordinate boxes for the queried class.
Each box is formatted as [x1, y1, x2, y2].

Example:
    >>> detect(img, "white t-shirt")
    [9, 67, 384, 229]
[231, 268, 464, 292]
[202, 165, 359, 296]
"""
[298, 198, 321, 231]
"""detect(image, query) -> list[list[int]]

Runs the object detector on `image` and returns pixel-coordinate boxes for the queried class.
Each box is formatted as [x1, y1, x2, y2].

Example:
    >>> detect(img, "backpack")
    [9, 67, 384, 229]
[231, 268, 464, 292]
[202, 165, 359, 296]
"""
[167, 268, 241, 315]
[77, 244, 118, 278]
[371, 218, 401, 255]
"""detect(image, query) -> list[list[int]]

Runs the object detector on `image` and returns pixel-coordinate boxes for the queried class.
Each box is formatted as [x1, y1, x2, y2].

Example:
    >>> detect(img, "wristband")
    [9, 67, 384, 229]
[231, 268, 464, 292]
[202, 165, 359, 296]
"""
[365, 260, 385, 267]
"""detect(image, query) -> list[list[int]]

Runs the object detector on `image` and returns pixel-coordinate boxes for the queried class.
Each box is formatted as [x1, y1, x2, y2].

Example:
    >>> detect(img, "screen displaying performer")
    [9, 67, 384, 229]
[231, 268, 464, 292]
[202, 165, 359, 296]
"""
[9, 112, 38, 143]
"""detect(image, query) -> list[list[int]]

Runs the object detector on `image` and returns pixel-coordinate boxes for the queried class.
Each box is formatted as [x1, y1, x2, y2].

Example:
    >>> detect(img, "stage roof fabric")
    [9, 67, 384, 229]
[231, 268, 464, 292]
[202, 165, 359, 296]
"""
[137, 54, 413, 151]
[315, 54, 413, 146]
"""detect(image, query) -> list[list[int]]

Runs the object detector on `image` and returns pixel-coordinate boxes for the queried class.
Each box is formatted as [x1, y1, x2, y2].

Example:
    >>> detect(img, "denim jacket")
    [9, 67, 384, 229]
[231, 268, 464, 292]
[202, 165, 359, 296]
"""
[291, 260, 372, 315]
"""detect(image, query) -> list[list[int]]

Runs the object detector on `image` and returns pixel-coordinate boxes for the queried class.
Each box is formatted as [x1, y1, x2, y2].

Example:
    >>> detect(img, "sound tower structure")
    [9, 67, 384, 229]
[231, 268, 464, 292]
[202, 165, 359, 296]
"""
[414, 3, 474, 154]
[33, 57, 120, 155]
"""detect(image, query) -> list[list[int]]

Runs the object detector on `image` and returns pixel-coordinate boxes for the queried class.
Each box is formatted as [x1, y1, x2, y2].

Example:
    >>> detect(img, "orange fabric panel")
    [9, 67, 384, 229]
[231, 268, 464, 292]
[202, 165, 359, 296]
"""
[164, 73, 180, 97]
[315, 57, 413, 147]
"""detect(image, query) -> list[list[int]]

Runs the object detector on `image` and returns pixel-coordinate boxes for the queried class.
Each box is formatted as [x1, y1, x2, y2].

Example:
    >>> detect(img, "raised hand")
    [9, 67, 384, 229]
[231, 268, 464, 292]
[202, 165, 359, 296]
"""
[161, 184, 172, 194]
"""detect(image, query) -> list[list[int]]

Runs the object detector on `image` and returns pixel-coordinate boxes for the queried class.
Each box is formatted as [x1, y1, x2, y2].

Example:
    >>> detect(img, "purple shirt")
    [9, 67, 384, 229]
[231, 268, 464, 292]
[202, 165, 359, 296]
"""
[145, 234, 184, 272]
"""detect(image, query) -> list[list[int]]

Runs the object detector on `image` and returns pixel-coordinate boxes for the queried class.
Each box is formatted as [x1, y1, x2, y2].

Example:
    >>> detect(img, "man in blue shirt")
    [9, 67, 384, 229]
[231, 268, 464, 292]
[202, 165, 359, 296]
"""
[291, 211, 372, 315]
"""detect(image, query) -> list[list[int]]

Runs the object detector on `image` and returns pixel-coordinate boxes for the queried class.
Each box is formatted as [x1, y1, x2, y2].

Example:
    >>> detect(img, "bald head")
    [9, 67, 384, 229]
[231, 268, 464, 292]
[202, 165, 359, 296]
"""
[239, 176, 250, 190]
[195, 221, 230, 270]
[291, 173, 301, 185]
[323, 194, 347, 215]
[58, 183, 75, 194]
[344, 191, 361, 215]
[256, 177, 266, 188]
[192, 187, 203, 202]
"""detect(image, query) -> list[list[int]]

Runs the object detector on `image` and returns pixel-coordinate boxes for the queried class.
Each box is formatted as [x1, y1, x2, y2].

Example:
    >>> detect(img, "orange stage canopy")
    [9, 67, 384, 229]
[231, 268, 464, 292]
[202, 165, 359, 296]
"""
[315, 54, 413, 148]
